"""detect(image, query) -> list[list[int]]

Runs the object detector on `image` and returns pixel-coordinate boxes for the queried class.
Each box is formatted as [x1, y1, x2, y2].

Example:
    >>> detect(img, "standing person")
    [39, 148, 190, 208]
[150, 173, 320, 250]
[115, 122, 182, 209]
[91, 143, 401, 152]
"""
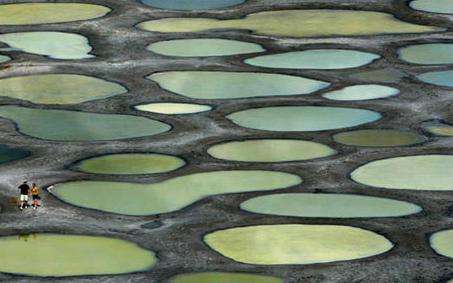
[17, 181, 30, 210]
[30, 183, 41, 209]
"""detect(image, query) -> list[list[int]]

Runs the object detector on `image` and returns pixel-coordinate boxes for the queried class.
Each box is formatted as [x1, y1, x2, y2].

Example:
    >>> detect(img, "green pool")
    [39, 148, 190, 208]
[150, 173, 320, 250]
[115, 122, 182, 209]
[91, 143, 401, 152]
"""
[227, 106, 381, 132]
[204, 224, 393, 265]
[0, 106, 171, 141]
[333, 129, 425, 147]
[74, 153, 185, 175]
[169, 272, 283, 283]
[351, 155, 453, 190]
[430, 230, 453, 259]
[135, 103, 212, 115]
[148, 38, 264, 57]
[0, 234, 156, 276]
[398, 43, 453, 65]
[245, 50, 380, 70]
[0, 74, 126, 104]
[410, 0, 453, 14]
[322, 85, 399, 101]
[51, 170, 301, 216]
[424, 122, 453, 136]
[417, 70, 453, 88]
[208, 139, 336, 162]
[0, 3, 110, 25]
[240, 193, 421, 218]
[0, 32, 94, 60]
[137, 10, 443, 38]
[148, 71, 329, 99]
[0, 55, 9, 63]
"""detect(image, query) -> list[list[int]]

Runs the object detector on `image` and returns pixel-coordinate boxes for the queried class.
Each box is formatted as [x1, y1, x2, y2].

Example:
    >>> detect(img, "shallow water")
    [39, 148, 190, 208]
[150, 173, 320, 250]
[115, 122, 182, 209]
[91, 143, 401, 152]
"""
[0, 74, 126, 104]
[323, 85, 399, 101]
[227, 106, 381, 132]
[424, 122, 453, 136]
[135, 103, 212, 114]
[0, 234, 156, 276]
[74, 153, 185, 175]
[349, 68, 406, 83]
[0, 32, 93, 60]
[398, 43, 453, 65]
[148, 38, 264, 57]
[141, 0, 245, 10]
[0, 106, 170, 141]
[208, 139, 336, 162]
[410, 0, 453, 14]
[333, 129, 425, 147]
[0, 3, 110, 25]
[51, 170, 301, 215]
[169, 272, 282, 283]
[351, 155, 453, 190]
[137, 10, 443, 38]
[0, 55, 9, 63]
[430, 230, 453, 259]
[204, 224, 393, 265]
[240, 193, 421, 218]
[417, 70, 453, 87]
[148, 71, 329, 99]
[245, 50, 380, 70]
[0, 144, 29, 165]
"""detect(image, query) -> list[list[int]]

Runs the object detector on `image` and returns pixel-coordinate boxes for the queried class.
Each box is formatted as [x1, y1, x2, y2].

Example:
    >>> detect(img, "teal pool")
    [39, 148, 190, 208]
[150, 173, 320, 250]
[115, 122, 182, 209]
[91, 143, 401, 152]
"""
[140, 0, 245, 10]
[0, 55, 9, 63]
[398, 43, 453, 65]
[417, 70, 453, 87]
[410, 0, 453, 14]
[322, 85, 399, 101]
[245, 49, 380, 69]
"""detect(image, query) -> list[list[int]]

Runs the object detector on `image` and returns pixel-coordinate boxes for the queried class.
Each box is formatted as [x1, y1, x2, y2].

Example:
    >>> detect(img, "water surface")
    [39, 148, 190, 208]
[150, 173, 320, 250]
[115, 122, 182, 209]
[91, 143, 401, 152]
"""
[0, 3, 110, 25]
[245, 50, 379, 69]
[0, 144, 29, 165]
[0, 74, 126, 104]
[0, 234, 155, 276]
[351, 155, 453, 190]
[149, 71, 329, 99]
[138, 10, 443, 38]
[135, 103, 212, 114]
[208, 139, 336, 162]
[398, 43, 453, 65]
[204, 224, 393, 265]
[241, 193, 421, 218]
[333, 129, 425, 147]
[227, 106, 381, 132]
[169, 272, 282, 283]
[141, 0, 245, 10]
[51, 170, 301, 215]
[74, 153, 185, 175]
[148, 38, 264, 57]
[417, 71, 453, 87]
[0, 106, 170, 141]
[410, 0, 453, 14]
[0, 55, 9, 63]
[0, 32, 93, 60]
[323, 85, 399, 101]
[430, 230, 453, 259]
[424, 122, 453, 136]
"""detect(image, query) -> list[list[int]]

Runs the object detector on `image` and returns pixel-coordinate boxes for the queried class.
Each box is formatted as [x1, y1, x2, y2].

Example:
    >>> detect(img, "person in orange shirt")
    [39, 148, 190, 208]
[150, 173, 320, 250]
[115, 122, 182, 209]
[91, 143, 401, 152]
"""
[30, 183, 41, 209]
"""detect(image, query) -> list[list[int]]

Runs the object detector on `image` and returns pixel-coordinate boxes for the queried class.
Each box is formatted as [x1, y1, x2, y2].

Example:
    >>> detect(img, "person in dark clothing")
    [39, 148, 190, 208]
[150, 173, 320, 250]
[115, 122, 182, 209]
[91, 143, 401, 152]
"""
[18, 181, 30, 210]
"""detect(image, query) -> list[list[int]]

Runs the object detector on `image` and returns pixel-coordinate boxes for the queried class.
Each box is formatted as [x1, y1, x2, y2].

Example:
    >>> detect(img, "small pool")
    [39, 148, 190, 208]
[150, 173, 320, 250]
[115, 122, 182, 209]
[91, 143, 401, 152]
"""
[137, 10, 442, 38]
[0, 55, 9, 63]
[0, 106, 171, 141]
[333, 129, 425, 147]
[140, 0, 245, 10]
[245, 50, 380, 70]
[240, 193, 422, 218]
[0, 234, 156, 276]
[0, 32, 93, 60]
[208, 139, 336, 162]
[0, 74, 126, 104]
[424, 121, 453, 136]
[148, 71, 329, 99]
[0, 144, 29, 165]
[410, 0, 453, 14]
[430, 229, 453, 259]
[0, 3, 110, 25]
[135, 103, 212, 115]
[204, 224, 393, 265]
[227, 106, 381, 132]
[74, 153, 185, 175]
[398, 43, 453, 65]
[351, 155, 453, 190]
[169, 272, 282, 283]
[417, 70, 453, 88]
[51, 170, 301, 215]
[323, 85, 399, 101]
[349, 68, 406, 83]
[147, 38, 264, 57]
